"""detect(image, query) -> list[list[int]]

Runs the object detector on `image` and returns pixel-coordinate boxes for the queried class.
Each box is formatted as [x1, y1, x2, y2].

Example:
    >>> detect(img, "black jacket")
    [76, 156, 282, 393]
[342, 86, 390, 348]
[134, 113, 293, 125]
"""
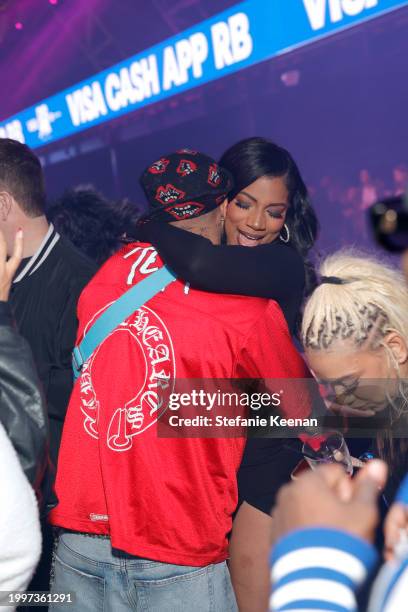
[10, 225, 97, 468]
[0, 301, 48, 491]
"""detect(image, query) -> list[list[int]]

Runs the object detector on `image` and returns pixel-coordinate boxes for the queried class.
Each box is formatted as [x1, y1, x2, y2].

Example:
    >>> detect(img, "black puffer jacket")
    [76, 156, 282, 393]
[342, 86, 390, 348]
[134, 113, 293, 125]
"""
[0, 301, 48, 491]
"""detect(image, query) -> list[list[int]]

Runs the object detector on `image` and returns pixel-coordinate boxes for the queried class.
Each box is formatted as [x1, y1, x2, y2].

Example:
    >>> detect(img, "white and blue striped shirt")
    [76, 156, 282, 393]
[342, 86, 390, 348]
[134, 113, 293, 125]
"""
[270, 475, 408, 612]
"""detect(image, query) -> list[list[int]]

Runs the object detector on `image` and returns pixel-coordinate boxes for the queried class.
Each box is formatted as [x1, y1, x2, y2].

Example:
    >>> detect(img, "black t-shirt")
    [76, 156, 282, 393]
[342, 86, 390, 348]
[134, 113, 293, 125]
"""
[10, 224, 97, 465]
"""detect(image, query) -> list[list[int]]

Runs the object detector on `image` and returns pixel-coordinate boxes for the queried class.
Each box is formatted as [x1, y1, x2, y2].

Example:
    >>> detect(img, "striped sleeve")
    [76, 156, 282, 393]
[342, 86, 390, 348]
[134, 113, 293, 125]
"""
[270, 528, 378, 612]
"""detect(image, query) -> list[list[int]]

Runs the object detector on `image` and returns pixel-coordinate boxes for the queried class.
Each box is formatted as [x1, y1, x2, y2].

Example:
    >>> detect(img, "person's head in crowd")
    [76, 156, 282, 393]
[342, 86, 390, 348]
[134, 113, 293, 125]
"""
[0, 138, 48, 256]
[219, 137, 318, 258]
[393, 164, 408, 195]
[140, 150, 232, 245]
[359, 168, 372, 185]
[302, 250, 408, 408]
[48, 186, 141, 265]
[301, 249, 408, 481]
[112, 197, 142, 239]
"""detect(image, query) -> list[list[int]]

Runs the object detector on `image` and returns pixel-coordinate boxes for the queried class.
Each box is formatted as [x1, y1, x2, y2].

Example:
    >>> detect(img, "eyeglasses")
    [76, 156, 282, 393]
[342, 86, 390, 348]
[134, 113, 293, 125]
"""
[320, 379, 359, 405]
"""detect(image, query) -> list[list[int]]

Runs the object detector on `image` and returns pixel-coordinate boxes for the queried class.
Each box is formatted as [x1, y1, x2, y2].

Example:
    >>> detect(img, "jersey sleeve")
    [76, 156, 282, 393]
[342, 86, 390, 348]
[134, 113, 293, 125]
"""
[270, 528, 378, 612]
[233, 301, 313, 422]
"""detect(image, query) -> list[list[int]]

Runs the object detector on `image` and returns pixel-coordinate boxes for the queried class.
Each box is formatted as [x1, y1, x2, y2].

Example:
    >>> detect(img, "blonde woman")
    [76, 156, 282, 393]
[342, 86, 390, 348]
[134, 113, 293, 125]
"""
[301, 249, 408, 498]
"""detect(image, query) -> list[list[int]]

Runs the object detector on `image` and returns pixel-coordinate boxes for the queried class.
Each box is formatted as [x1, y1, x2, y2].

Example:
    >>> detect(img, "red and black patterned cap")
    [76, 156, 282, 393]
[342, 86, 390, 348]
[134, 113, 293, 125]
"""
[139, 149, 233, 222]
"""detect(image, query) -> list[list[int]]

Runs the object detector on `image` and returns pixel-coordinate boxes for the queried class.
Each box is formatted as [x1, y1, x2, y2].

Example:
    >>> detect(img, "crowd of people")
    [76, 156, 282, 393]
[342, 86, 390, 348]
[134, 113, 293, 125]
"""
[0, 135, 407, 612]
[311, 163, 408, 244]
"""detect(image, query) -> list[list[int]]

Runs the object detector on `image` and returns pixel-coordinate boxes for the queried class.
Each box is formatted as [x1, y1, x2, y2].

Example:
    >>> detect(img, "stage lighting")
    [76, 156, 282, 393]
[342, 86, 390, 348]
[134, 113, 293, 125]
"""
[14, 22, 23, 30]
[280, 70, 300, 87]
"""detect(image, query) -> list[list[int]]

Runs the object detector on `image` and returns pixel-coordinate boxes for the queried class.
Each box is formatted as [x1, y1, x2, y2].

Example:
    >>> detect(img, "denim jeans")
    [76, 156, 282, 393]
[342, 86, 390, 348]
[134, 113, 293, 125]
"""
[50, 531, 238, 611]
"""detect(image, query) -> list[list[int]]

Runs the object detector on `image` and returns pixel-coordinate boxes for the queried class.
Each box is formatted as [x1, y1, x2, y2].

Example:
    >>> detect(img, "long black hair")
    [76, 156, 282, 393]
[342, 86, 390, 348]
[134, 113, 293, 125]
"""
[219, 137, 319, 259]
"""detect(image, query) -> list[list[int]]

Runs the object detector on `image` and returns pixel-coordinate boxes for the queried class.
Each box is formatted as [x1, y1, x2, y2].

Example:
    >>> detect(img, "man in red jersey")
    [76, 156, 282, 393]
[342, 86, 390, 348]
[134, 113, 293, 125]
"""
[49, 151, 312, 611]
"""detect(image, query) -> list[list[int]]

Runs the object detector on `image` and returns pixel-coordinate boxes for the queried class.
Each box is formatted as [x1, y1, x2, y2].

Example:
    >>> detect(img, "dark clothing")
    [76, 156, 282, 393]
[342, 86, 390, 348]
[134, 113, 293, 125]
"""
[237, 438, 302, 514]
[0, 301, 47, 490]
[10, 224, 97, 468]
[0, 301, 48, 612]
[137, 221, 305, 333]
[136, 222, 308, 515]
[9, 225, 96, 606]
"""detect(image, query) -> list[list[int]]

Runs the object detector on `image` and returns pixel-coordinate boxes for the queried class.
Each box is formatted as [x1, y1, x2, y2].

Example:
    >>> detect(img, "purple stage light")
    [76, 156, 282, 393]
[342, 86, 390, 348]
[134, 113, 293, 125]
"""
[15, 22, 23, 31]
[280, 70, 300, 87]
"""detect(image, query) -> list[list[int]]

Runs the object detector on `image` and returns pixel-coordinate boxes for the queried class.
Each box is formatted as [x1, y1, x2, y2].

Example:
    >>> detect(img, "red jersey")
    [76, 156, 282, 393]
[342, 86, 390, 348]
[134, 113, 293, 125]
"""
[50, 243, 311, 566]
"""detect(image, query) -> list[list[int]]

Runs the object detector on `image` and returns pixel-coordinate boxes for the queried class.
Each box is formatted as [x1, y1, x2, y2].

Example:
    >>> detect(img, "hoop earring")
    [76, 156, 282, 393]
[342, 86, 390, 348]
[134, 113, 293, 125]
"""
[280, 223, 290, 243]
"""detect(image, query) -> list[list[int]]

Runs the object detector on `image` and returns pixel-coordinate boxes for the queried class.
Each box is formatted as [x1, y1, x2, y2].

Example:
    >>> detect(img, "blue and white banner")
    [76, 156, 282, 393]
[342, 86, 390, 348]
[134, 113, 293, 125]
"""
[1, 0, 406, 148]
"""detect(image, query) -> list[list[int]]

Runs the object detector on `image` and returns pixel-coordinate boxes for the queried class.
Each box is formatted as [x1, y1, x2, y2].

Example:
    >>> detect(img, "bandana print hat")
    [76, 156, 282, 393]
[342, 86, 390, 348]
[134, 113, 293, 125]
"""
[139, 149, 233, 222]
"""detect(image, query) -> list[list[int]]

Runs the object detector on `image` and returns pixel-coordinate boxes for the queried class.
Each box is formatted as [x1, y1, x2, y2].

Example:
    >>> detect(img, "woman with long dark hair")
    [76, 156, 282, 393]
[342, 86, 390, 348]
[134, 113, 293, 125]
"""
[220, 137, 317, 259]
[138, 137, 319, 611]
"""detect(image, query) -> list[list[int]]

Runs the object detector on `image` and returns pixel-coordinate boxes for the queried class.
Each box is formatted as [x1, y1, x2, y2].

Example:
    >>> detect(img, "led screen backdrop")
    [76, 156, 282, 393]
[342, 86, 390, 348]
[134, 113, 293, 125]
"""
[1, 0, 407, 252]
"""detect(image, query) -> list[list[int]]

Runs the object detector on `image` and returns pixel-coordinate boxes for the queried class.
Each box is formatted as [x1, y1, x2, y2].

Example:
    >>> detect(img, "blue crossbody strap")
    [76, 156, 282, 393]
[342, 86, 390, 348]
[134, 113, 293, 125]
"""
[72, 265, 176, 379]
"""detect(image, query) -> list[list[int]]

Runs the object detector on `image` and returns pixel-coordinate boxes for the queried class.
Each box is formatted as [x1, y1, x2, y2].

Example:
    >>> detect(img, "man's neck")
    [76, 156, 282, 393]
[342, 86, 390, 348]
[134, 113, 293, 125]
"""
[170, 210, 223, 245]
[19, 216, 50, 258]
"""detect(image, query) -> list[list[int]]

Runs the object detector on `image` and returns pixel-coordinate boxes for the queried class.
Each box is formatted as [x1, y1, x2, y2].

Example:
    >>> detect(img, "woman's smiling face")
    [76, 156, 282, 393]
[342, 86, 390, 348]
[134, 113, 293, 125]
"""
[223, 175, 289, 247]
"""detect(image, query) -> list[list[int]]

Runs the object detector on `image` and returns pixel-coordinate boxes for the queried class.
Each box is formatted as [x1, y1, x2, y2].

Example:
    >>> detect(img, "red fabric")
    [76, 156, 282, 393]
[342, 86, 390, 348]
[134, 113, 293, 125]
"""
[50, 242, 312, 566]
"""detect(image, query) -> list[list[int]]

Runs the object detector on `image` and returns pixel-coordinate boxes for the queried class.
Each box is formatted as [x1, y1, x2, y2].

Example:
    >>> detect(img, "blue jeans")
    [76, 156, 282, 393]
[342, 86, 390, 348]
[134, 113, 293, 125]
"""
[50, 531, 238, 611]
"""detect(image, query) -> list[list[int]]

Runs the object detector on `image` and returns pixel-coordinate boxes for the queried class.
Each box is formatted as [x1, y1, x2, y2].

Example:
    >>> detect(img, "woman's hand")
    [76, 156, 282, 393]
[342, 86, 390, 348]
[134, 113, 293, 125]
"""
[328, 401, 376, 417]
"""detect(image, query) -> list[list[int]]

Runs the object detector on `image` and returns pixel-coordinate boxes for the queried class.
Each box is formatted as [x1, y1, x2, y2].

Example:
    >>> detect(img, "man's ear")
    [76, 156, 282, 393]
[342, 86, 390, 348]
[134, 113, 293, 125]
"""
[0, 192, 13, 222]
[384, 331, 408, 365]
